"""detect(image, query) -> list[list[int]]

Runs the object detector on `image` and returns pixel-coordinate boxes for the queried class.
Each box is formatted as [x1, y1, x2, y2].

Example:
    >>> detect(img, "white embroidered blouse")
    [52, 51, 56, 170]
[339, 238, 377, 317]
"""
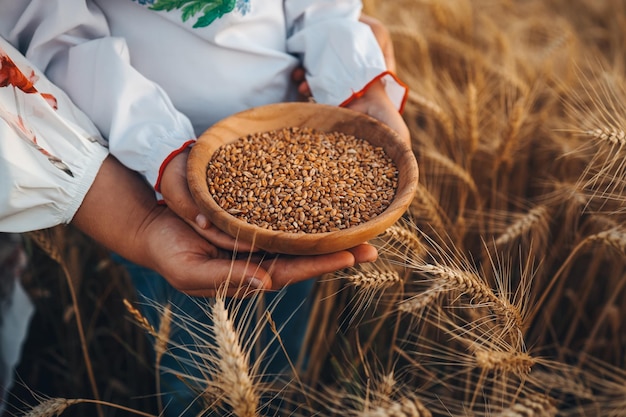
[0, 0, 407, 209]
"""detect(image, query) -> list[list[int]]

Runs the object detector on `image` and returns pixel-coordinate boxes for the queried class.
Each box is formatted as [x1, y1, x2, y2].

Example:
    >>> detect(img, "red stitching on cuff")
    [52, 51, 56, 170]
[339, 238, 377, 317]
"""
[339, 71, 409, 114]
[154, 139, 196, 192]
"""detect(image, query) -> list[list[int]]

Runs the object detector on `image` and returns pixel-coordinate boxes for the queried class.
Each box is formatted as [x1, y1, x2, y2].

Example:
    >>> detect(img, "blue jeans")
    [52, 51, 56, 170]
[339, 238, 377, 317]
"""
[114, 255, 315, 416]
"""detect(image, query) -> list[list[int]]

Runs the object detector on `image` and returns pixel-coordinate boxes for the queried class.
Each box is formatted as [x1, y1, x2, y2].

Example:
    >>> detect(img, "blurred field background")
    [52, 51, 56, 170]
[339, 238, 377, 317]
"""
[4, 0, 626, 416]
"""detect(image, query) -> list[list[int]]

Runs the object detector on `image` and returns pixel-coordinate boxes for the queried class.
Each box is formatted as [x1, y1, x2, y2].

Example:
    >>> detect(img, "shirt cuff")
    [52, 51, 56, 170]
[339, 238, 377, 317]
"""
[152, 139, 196, 200]
[339, 71, 409, 113]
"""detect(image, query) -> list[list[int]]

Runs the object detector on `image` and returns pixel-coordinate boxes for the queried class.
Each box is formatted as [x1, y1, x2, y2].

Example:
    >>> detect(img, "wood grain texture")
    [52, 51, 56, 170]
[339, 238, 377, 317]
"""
[188, 102, 419, 255]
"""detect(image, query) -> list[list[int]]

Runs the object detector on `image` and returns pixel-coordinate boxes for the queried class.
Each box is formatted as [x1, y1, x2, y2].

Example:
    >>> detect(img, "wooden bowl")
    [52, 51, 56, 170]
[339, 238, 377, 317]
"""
[187, 102, 419, 255]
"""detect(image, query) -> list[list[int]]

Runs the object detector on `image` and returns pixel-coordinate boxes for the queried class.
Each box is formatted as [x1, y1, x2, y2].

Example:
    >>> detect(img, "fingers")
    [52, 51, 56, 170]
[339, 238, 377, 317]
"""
[346, 243, 379, 264]
[172, 257, 273, 298]
[159, 151, 256, 252]
[259, 245, 377, 289]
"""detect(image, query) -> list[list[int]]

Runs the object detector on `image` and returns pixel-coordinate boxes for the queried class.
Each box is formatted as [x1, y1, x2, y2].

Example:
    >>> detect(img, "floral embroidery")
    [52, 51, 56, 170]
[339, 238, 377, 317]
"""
[147, 0, 244, 28]
[236, 0, 251, 15]
[0, 48, 73, 176]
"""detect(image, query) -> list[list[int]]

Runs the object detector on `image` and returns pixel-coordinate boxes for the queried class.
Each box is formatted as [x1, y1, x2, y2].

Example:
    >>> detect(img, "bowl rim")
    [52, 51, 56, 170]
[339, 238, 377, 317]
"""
[188, 102, 419, 255]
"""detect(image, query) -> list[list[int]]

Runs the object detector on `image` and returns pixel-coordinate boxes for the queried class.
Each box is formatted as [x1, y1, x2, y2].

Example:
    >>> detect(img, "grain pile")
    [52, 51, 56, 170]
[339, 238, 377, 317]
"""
[206, 127, 398, 233]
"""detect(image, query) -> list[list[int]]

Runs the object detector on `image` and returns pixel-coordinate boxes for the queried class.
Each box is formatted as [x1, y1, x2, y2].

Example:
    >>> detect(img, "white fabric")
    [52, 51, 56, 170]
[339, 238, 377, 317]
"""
[0, 37, 108, 233]
[0, 0, 406, 193]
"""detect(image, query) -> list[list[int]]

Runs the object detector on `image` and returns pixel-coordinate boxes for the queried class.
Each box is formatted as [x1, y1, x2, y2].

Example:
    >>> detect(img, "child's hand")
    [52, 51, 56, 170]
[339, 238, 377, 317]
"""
[345, 80, 411, 148]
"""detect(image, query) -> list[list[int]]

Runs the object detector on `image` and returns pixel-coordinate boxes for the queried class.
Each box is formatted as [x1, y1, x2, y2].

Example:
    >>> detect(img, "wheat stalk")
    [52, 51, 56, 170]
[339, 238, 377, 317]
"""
[585, 226, 626, 258]
[407, 90, 454, 139]
[466, 82, 479, 157]
[397, 284, 449, 315]
[27, 229, 103, 417]
[22, 398, 81, 417]
[380, 224, 427, 258]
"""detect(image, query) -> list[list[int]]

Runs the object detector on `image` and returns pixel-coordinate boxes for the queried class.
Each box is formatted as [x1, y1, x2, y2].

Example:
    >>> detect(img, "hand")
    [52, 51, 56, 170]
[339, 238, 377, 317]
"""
[159, 149, 255, 252]
[292, 13, 397, 98]
[72, 156, 379, 298]
[142, 207, 379, 297]
[345, 80, 411, 148]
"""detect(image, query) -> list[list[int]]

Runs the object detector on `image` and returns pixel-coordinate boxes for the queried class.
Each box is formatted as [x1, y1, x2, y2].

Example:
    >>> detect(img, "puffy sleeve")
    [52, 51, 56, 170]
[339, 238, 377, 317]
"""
[3, 0, 195, 195]
[284, 0, 408, 111]
[0, 37, 108, 232]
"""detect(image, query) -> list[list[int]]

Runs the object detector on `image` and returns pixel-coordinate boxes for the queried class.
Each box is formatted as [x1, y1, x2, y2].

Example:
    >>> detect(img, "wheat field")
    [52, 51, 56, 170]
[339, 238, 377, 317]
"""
[7, 0, 626, 416]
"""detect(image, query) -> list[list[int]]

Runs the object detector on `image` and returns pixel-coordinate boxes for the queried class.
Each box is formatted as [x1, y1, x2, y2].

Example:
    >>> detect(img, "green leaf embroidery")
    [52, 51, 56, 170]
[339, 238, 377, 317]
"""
[149, 0, 237, 28]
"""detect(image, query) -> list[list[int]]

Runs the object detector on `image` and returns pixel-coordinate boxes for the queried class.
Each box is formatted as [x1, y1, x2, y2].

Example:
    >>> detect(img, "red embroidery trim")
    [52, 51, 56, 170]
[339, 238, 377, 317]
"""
[339, 71, 409, 114]
[154, 139, 196, 192]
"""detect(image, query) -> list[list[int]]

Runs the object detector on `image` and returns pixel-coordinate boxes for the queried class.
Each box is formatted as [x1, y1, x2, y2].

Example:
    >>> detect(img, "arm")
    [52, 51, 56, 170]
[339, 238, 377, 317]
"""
[4, 0, 196, 198]
[285, 1, 408, 109]
[0, 35, 378, 296]
[291, 11, 410, 144]
[3, 0, 236, 245]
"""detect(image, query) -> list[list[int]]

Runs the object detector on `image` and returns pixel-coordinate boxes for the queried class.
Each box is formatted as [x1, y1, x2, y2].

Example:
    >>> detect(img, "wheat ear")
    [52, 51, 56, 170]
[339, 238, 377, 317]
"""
[360, 397, 432, 417]
[22, 397, 156, 417]
[586, 127, 626, 147]
[492, 394, 557, 417]
[418, 263, 523, 336]
[212, 298, 259, 417]
[473, 348, 535, 375]
[494, 205, 551, 247]
[345, 269, 402, 291]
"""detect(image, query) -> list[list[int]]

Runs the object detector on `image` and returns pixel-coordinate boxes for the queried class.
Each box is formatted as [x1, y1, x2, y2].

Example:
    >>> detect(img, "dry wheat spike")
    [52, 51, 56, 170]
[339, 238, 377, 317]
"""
[492, 393, 557, 417]
[211, 298, 259, 417]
